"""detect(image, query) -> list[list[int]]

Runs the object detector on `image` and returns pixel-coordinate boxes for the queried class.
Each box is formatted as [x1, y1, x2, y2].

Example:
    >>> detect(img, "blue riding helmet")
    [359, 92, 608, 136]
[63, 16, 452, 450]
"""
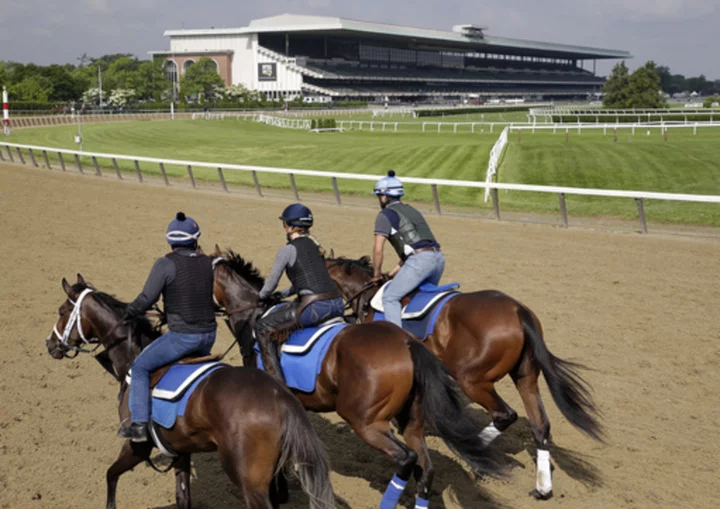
[280, 203, 313, 227]
[373, 170, 404, 197]
[166, 212, 201, 246]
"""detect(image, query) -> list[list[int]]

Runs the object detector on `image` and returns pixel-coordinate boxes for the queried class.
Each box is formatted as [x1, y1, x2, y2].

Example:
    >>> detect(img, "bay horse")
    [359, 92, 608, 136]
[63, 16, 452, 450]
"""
[45, 274, 337, 509]
[325, 254, 603, 499]
[210, 247, 504, 509]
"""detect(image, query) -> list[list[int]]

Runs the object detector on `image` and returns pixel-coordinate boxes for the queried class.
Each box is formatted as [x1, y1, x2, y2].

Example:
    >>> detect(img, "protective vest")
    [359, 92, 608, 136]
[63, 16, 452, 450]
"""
[387, 203, 437, 260]
[163, 252, 215, 326]
[286, 237, 338, 296]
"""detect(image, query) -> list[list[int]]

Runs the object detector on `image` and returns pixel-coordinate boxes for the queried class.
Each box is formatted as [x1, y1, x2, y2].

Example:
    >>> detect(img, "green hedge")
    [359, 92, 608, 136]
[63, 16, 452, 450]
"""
[416, 106, 530, 117]
[310, 118, 337, 129]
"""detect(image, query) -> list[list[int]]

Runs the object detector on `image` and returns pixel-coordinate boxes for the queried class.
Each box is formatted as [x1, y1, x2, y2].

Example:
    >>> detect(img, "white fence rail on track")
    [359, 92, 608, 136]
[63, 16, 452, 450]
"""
[3, 141, 720, 234]
[484, 128, 509, 203]
[509, 122, 720, 135]
[337, 120, 528, 133]
[253, 114, 312, 129]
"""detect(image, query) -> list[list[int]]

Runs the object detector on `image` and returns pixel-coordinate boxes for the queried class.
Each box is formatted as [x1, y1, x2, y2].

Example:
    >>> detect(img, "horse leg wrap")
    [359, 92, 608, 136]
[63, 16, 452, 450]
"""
[535, 449, 552, 496]
[414, 496, 430, 509]
[478, 422, 502, 445]
[379, 474, 407, 509]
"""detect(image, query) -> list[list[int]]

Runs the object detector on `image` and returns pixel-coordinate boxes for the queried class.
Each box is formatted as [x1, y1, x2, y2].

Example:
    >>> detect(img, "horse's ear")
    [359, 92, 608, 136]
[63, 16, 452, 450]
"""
[214, 244, 222, 256]
[329, 248, 335, 259]
[197, 245, 205, 254]
[76, 273, 86, 286]
[62, 278, 73, 297]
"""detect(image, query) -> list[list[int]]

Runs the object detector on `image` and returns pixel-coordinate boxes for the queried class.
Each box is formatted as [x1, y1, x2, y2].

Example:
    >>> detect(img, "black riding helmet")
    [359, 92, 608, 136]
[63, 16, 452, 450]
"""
[279, 203, 313, 228]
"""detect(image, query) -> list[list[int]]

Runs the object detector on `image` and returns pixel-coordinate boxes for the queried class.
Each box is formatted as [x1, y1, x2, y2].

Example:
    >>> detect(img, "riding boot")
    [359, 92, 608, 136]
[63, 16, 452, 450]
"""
[266, 340, 286, 385]
[242, 351, 257, 368]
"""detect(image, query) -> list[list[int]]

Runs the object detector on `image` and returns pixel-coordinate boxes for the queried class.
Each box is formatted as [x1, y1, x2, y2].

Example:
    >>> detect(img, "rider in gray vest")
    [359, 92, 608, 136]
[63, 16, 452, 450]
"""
[118, 212, 216, 442]
[254, 203, 344, 384]
[372, 170, 446, 328]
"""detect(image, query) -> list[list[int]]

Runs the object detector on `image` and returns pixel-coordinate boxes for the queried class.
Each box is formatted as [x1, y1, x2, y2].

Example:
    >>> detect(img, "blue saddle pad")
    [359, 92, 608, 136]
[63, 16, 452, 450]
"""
[375, 292, 459, 340]
[418, 282, 461, 293]
[148, 362, 225, 429]
[403, 283, 460, 317]
[255, 322, 347, 393]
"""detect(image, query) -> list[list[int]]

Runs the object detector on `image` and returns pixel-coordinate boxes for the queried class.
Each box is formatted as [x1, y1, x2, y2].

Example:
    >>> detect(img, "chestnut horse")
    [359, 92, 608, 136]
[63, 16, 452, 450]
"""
[211, 248, 504, 509]
[325, 255, 603, 499]
[45, 275, 336, 509]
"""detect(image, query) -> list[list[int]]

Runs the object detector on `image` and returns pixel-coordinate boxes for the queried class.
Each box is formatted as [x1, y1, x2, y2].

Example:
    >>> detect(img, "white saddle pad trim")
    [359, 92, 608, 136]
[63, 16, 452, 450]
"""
[370, 281, 454, 319]
[124, 361, 223, 401]
[281, 318, 346, 355]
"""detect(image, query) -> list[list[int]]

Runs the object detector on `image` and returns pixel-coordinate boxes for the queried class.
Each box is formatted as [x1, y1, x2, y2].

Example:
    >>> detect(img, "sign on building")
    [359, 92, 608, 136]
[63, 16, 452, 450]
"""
[258, 63, 277, 82]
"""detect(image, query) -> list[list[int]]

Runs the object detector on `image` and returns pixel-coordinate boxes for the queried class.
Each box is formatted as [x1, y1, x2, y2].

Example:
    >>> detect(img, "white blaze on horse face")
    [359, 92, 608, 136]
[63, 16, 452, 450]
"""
[536, 449, 552, 496]
[478, 422, 502, 444]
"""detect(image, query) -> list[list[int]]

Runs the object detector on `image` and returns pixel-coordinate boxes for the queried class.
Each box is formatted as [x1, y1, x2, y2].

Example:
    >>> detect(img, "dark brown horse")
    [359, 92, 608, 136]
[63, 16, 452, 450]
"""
[325, 254, 603, 499]
[211, 247, 504, 509]
[45, 275, 337, 509]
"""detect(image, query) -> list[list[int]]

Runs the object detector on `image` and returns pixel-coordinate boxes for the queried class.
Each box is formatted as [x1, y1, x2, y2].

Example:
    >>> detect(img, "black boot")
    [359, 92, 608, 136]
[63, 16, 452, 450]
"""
[242, 351, 257, 368]
[117, 422, 148, 442]
[267, 341, 286, 385]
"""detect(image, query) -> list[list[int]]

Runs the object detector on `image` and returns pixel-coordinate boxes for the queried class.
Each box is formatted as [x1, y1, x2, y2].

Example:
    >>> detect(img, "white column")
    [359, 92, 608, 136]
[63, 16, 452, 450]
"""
[2, 86, 9, 136]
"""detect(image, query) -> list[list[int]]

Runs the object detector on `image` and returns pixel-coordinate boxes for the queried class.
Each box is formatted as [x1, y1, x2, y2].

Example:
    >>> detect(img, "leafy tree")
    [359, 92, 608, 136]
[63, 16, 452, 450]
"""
[602, 61, 630, 108]
[626, 61, 666, 108]
[108, 88, 136, 107]
[10, 76, 54, 101]
[82, 87, 101, 104]
[180, 57, 223, 102]
[0, 62, 6, 89]
[704, 96, 720, 108]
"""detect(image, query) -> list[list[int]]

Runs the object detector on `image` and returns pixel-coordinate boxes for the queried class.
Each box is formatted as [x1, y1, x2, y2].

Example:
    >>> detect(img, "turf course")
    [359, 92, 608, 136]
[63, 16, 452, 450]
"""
[499, 127, 720, 225]
[5, 119, 497, 207]
[5, 118, 720, 225]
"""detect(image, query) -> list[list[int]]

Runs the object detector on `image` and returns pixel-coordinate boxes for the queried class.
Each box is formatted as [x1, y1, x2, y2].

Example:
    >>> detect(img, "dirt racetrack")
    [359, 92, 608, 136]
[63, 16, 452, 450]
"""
[1, 162, 719, 509]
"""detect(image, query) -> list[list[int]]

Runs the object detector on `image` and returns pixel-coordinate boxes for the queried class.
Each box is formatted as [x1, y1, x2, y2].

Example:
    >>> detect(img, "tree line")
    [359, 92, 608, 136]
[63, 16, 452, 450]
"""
[603, 61, 720, 109]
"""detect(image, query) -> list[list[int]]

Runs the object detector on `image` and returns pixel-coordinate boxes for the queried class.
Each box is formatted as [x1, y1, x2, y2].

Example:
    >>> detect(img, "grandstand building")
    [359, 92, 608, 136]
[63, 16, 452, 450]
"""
[150, 14, 631, 102]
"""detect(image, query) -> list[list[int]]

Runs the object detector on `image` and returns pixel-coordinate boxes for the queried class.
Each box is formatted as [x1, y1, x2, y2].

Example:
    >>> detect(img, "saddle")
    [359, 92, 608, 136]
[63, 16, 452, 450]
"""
[370, 281, 460, 319]
[149, 354, 224, 387]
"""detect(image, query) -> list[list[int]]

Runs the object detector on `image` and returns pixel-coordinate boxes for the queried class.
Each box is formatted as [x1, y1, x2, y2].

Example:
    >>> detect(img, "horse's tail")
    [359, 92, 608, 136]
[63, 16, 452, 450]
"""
[408, 340, 505, 478]
[277, 392, 337, 509]
[517, 305, 604, 442]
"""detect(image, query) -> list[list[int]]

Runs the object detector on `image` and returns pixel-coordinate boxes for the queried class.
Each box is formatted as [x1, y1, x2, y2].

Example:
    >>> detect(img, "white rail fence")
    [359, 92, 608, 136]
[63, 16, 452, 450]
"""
[508, 121, 720, 136]
[2, 141, 720, 234]
[253, 114, 312, 129]
[484, 127, 509, 203]
[337, 120, 528, 133]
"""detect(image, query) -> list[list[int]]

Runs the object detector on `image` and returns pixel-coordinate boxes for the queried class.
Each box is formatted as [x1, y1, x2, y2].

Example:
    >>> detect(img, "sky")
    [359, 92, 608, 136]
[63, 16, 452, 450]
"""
[0, 0, 718, 79]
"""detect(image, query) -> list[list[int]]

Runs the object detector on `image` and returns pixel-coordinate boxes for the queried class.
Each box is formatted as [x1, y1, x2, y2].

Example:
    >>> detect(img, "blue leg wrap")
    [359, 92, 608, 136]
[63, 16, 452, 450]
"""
[414, 496, 430, 509]
[379, 474, 407, 509]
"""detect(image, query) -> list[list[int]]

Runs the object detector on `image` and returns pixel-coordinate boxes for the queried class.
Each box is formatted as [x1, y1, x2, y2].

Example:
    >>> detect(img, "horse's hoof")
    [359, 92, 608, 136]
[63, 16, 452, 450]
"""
[529, 489, 553, 500]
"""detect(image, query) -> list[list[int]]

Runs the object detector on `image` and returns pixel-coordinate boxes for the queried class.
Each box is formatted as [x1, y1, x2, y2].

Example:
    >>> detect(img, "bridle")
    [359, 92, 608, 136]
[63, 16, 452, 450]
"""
[47, 288, 101, 358]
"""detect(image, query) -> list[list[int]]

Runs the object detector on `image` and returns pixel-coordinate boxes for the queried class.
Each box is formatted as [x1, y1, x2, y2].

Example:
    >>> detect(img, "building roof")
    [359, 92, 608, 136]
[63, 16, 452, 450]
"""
[164, 13, 632, 60]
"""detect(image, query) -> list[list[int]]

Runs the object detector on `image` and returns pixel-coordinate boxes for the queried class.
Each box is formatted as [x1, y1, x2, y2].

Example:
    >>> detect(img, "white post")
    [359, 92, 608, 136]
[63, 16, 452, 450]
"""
[98, 65, 103, 108]
[170, 102, 175, 120]
[2, 86, 9, 136]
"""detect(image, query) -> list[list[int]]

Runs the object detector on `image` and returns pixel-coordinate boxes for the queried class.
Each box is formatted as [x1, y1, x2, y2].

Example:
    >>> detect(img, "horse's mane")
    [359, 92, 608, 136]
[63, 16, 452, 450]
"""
[329, 256, 373, 275]
[71, 282, 160, 342]
[221, 249, 265, 291]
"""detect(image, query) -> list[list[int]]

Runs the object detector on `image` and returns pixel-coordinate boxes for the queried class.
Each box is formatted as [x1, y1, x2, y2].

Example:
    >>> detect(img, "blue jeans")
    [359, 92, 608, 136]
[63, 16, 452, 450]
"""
[129, 330, 215, 423]
[298, 297, 345, 327]
[382, 251, 446, 327]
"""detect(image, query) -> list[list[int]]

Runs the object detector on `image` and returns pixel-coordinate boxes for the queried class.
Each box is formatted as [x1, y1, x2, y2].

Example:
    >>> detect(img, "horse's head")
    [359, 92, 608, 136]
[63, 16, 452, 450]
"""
[325, 254, 375, 299]
[46, 274, 98, 359]
[210, 245, 265, 336]
[46, 274, 153, 370]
